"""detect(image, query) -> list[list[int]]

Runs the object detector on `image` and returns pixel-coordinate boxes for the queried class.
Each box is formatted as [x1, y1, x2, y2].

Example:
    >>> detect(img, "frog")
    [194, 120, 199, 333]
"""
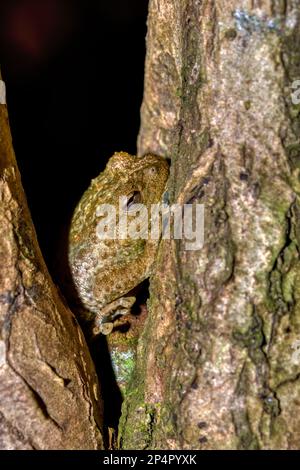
[68, 152, 169, 335]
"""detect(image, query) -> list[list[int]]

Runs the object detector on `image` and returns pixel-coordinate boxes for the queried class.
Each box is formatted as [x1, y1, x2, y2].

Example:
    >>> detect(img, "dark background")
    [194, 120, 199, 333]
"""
[0, 0, 149, 277]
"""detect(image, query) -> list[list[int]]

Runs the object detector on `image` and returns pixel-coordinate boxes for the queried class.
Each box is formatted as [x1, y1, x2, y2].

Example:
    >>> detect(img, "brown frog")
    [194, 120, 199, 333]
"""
[68, 152, 169, 335]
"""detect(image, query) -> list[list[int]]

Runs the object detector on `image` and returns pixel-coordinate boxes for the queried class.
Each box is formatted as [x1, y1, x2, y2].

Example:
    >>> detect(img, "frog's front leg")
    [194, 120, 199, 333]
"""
[92, 296, 136, 336]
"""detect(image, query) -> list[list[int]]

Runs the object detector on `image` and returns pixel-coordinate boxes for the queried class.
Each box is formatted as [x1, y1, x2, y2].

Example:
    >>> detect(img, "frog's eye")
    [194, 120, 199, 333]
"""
[126, 191, 142, 210]
[145, 166, 158, 177]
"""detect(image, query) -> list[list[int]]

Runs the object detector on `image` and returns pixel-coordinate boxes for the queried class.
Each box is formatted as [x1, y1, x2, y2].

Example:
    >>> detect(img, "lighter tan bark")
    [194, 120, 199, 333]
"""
[0, 70, 104, 450]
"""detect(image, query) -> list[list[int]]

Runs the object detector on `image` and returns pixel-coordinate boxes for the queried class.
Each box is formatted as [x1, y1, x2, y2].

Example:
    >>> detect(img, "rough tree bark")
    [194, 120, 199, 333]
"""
[119, 0, 300, 450]
[0, 70, 104, 450]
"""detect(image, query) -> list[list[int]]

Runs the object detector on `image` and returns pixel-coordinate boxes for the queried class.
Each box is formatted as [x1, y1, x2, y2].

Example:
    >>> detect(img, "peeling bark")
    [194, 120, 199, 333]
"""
[119, 0, 300, 450]
[0, 70, 104, 450]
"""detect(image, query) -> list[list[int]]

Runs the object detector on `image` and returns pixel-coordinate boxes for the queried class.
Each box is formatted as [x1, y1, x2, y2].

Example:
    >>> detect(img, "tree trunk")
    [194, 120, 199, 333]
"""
[119, 0, 300, 450]
[0, 71, 104, 450]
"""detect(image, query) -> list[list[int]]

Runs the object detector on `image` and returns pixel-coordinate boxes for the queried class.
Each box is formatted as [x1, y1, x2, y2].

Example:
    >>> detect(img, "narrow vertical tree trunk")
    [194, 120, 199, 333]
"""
[0, 71, 104, 450]
[119, 0, 300, 449]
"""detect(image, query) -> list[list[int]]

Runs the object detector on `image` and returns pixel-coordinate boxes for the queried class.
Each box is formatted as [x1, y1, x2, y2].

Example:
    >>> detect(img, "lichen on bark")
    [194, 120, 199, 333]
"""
[120, 0, 300, 450]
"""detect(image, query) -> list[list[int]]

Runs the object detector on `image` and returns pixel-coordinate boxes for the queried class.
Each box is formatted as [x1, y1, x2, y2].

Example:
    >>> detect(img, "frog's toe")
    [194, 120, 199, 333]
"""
[114, 308, 129, 317]
[99, 322, 114, 336]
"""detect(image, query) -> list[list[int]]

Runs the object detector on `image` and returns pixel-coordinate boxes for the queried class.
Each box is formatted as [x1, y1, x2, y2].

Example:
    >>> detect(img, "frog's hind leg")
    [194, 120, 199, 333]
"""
[92, 296, 136, 336]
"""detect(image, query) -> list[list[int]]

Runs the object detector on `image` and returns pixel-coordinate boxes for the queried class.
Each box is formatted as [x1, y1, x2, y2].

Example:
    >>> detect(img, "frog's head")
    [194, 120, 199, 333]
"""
[107, 152, 169, 209]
